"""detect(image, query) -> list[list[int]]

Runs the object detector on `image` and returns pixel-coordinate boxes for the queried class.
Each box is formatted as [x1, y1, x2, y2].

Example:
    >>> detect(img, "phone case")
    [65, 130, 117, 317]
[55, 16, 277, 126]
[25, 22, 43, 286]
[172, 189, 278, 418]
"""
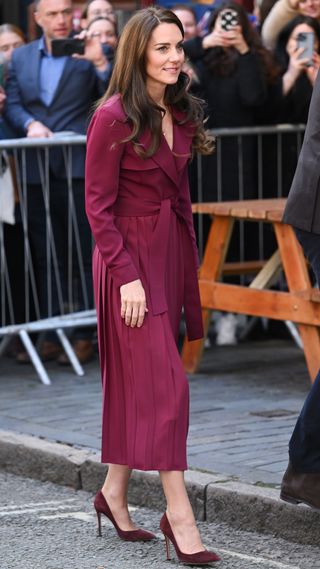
[297, 32, 314, 66]
[220, 9, 238, 31]
[51, 39, 85, 57]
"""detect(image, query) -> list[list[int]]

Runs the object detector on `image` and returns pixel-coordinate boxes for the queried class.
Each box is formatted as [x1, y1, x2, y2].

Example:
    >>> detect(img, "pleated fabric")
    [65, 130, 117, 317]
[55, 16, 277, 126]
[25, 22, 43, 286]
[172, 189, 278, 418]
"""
[93, 211, 190, 471]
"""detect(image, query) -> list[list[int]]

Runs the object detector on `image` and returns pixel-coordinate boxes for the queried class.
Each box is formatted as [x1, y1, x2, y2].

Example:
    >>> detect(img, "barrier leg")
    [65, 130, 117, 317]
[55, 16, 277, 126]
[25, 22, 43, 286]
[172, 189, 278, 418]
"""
[19, 329, 51, 386]
[56, 328, 84, 377]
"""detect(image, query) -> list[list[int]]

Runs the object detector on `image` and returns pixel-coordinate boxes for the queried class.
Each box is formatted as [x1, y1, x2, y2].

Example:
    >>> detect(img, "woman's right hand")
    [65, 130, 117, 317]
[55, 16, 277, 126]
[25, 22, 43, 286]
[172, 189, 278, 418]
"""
[202, 19, 237, 50]
[120, 279, 148, 328]
[202, 28, 229, 49]
[288, 45, 309, 76]
[282, 46, 309, 94]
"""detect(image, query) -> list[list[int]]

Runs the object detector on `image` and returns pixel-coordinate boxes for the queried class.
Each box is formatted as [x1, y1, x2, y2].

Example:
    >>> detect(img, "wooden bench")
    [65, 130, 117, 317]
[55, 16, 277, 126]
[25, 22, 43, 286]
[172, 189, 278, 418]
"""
[182, 198, 320, 383]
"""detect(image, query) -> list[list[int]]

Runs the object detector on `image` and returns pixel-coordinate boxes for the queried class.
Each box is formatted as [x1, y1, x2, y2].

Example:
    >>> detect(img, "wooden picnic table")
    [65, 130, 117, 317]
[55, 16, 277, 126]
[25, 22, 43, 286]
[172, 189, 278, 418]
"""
[182, 198, 320, 383]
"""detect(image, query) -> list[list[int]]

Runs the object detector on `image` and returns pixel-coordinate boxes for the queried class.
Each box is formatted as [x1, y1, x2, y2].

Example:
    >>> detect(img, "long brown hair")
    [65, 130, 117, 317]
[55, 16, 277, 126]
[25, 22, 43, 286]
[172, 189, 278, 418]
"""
[99, 7, 214, 157]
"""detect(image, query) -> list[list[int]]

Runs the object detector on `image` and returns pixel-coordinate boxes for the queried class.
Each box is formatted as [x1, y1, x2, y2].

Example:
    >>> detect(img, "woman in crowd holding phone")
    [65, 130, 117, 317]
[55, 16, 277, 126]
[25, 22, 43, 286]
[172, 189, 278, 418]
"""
[275, 16, 320, 106]
[183, 1, 274, 138]
[267, 16, 320, 194]
[85, 6, 220, 566]
[86, 16, 118, 50]
[183, 1, 275, 212]
[183, 2, 277, 339]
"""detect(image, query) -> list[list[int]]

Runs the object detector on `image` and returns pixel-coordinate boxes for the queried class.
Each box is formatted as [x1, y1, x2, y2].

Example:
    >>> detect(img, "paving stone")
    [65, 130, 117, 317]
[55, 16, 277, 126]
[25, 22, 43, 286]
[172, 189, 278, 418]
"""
[0, 339, 310, 486]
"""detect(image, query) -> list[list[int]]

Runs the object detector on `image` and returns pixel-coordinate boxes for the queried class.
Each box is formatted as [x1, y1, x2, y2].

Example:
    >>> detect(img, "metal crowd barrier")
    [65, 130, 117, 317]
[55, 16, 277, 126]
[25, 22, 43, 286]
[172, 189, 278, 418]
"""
[194, 123, 306, 260]
[0, 125, 306, 384]
[0, 134, 96, 385]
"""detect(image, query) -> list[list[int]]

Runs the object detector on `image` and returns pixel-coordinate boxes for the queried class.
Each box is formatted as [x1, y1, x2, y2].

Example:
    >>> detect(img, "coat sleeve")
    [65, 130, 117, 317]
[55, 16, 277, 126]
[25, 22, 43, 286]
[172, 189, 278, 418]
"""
[85, 106, 139, 287]
[261, 0, 297, 50]
[4, 54, 35, 134]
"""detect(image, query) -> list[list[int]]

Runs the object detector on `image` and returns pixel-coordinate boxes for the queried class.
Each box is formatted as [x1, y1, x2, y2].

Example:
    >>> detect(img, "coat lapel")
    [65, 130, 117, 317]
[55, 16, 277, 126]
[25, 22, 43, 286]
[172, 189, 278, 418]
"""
[49, 57, 75, 107]
[139, 128, 179, 188]
[26, 43, 42, 101]
[138, 111, 192, 188]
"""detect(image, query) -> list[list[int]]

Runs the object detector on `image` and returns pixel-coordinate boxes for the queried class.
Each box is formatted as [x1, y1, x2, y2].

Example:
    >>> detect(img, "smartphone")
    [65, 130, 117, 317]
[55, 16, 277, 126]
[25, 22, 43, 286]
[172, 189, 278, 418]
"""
[220, 9, 239, 32]
[296, 31, 314, 67]
[51, 38, 85, 57]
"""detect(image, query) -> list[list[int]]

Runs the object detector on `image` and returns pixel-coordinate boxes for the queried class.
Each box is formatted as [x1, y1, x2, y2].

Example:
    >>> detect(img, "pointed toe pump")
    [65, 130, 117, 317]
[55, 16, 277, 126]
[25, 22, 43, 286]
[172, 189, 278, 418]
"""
[94, 490, 156, 541]
[160, 513, 220, 565]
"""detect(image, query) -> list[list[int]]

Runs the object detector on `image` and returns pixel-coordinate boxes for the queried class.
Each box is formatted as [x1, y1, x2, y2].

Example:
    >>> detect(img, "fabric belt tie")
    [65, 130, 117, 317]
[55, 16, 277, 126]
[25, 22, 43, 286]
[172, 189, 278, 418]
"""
[114, 197, 203, 340]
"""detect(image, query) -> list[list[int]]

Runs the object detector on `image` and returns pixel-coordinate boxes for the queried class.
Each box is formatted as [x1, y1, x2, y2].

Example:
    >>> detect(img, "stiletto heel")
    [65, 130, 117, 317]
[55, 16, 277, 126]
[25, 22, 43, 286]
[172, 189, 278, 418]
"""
[96, 510, 102, 537]
[93, 490, 156, 541]
[160, 512, 220, 566]
[164, 534, 171, 560]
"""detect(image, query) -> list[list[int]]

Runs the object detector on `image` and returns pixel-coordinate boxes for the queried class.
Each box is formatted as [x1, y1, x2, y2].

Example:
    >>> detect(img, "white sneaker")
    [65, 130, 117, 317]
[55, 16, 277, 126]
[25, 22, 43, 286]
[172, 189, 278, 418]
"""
[215, 313, 238, 346]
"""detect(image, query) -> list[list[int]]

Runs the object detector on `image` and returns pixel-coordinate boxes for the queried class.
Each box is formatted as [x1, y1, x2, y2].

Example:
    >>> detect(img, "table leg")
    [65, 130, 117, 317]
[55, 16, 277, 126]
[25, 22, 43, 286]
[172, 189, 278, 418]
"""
[182, 216, 233, 373]
[275, 222, 320, 382]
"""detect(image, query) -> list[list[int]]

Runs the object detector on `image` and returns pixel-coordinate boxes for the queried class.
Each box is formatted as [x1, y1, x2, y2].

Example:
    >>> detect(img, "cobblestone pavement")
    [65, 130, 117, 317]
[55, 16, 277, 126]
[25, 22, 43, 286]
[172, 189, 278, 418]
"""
[0, 339, 310, 486]
[2, 471, 319, 569]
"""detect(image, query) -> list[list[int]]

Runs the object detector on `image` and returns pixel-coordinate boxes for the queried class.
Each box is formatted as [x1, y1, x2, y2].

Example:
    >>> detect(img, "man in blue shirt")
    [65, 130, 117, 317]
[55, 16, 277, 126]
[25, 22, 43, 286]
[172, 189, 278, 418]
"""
[5, 0, 110, 364]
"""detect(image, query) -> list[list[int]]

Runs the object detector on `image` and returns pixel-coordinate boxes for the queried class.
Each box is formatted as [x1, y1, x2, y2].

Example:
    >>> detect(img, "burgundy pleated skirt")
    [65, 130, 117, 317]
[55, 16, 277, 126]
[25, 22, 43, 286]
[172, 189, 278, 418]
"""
[93, 211, 190, 471]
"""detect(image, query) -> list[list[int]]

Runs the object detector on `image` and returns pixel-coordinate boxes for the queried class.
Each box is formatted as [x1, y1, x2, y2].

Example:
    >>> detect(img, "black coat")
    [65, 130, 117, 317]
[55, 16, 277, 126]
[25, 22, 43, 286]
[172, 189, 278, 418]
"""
[184, 38, 267, 261]
[184, 38, 267, 204]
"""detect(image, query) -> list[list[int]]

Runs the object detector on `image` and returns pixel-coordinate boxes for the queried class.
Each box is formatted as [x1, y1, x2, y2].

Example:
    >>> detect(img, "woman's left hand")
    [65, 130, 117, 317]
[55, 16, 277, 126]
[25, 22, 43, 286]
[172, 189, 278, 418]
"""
[73, 30, 109, 71]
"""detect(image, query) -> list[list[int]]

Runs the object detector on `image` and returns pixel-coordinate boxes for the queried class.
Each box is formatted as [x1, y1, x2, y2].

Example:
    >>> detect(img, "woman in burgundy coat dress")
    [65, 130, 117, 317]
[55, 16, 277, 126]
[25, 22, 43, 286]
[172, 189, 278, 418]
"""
[85, 7, 219, 565]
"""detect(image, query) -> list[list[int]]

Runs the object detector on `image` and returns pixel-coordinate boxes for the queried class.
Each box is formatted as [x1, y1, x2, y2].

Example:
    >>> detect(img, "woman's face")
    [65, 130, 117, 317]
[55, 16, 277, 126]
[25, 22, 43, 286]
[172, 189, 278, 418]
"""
[172, 9, 197, 40]
[298, 0, 320, 19]
[286, 23, 319, 56]
[88, 18, 117, 48]
[145, 23, 184, 91]
[87, 0, 115, 24]
[0, 31, 24, 62]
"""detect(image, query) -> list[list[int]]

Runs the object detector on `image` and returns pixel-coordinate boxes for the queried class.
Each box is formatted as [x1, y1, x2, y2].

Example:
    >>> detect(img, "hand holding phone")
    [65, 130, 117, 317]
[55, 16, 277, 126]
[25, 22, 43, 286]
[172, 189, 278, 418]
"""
[51, 38, 85, 57]
[296, 31, 314, 67]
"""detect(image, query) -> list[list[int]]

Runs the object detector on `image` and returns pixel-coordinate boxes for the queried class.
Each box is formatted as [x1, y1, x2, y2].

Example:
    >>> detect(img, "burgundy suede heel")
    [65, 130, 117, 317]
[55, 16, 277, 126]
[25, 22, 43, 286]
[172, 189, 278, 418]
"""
[160, 512, 220, 565]
[94, 490, 156, 541]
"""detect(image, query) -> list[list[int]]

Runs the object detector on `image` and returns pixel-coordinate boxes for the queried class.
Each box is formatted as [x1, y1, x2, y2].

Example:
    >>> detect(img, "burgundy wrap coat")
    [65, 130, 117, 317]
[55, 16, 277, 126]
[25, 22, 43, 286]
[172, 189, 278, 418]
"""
[85, 94, 203, 470]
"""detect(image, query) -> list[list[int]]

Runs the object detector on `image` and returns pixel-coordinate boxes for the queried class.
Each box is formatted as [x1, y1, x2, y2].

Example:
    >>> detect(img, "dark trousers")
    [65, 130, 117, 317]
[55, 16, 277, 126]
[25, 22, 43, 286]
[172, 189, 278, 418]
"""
[27, 177, 93, 341]
[289, 227, 320, 472]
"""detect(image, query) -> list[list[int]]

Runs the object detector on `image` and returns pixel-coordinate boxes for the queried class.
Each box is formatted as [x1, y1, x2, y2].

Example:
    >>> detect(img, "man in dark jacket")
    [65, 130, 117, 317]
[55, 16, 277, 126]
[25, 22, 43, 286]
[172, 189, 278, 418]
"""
[5, 0, 110, 364]
[281, 70, 320, 510]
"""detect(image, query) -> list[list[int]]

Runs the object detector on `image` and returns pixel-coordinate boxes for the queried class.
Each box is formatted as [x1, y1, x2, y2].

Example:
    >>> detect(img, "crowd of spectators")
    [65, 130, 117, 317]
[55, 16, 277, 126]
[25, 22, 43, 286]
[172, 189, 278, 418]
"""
[1, 0, 319, 357]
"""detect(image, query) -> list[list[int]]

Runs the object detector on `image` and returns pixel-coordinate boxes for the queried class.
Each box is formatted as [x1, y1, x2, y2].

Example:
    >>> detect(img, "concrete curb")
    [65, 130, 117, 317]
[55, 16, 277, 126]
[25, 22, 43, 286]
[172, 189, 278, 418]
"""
[1, 429, 319, 545]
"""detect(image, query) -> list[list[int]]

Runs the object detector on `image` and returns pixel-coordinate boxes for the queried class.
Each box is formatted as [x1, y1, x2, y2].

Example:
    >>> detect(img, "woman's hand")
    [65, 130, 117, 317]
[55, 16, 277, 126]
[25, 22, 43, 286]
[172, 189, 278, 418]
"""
[282, 45, 310, 94]
[306, 52, 320, 85]
[120, 279, 148, 328]
[73, 30, 108, 72]
[223, 25, 249, 54]
[203, 21, 249, 54]
[202, 28, 231, 49]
